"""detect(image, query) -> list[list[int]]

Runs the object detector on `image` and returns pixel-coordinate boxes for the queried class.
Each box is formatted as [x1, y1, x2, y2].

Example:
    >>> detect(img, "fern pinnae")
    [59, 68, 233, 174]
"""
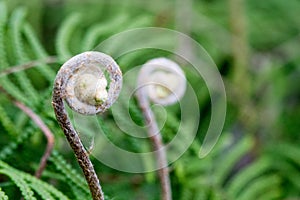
[56, 13, 81, 60]
[0, 3, 30, 105]
[214, 135, 254, 185]
[270, 143, 300, 166]
[20, 170, 70, 200]
[273, 159, 300, 189]
[69, 183, 92, 200]
[10, 7, 40, 105]
[0, 168, 37, 200]
[0, 187, 9, 200]
[0, 127, 35, 160]
[28, 182, 55, 200]
[0, 104, 19, 137]
[49, 150, 90, 194]
[0, 1, 8, 70]
[82, 13, 129, 51]
[256, 189, 282, 200]
[237, 175, 281, 200]
[23, 23, 56, 82]
[226, 156, 272, 198]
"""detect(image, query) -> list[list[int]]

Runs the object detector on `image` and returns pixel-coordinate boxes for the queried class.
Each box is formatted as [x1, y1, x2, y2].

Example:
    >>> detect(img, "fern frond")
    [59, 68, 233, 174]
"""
[273, 160, 300, 190]
[0, 187, 9, 200]
[82, 13, 129, 51]
[28, 182, 55, 200]
[10, 7, 40, 105]
[226, 157, 272, 198]
[0, 160, 70, 200]
[23, 23, 55, 82]
[21, 170, 69, 200]
[0, 104, 19, 137]
[56, 13, 81, 60]
[49, 150, 90, 195]
[0, 3, 30, 105]
[237, 175, 281, 200]
[0, 168, 37, 200]
[0, 128, 34, 160]
[69, 183, 91, 200]
[270, 143, 300, 166]
[214, 135, 254, 185]
[0, 1, 8, 70]
[256, 189, 282, 200]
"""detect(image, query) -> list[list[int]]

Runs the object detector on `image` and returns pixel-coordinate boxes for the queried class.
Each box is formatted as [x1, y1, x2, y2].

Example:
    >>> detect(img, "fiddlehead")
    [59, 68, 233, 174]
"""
[136, 58, 186, 200]
[52, 51, 122, 200]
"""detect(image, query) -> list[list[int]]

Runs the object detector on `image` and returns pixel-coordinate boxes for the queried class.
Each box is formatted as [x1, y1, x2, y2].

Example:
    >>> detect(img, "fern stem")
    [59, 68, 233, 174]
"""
[136, 91, 172, 200]
[0, 56, 58, 77]
[52, 51, 122, 200]
[52, 95, 104, 200]
[13, 101, 54, 178]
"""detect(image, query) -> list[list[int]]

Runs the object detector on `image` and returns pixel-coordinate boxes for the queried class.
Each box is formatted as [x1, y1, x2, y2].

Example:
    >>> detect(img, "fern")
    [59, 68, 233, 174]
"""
[0, 126, 35, 160]
[82, 13, 129, 51]
[237, 175, 281, 200]
[49, 151, 90, 195]
[0, 160, 70, 200]
[226, 157, 273, 198]
[0, 3, 30, 105]
[0, 104, 19, 137]
[0, 187, 9, 200]
[23, 23, 56, 82]
[214, 135, 254, 185]
[56, 13, 82, 60]
[0, 168, 37, 200]
[9, 7, 40, 105]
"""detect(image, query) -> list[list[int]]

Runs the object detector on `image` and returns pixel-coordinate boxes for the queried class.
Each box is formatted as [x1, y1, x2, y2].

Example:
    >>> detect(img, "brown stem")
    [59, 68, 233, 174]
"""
[0, 86, 54, 178]
[13, 101, 54, 178]
[137, 91, 172, 200]
[52, 84, 104, 200]
[0, 56, 58, 77]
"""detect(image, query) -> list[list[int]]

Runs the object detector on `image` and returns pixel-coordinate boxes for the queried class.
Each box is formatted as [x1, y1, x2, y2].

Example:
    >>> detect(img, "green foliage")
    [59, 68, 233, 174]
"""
[0, 0, 299, 199]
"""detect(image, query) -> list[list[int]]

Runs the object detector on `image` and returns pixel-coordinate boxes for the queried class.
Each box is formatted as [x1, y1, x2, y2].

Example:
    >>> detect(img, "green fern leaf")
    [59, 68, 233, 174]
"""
[23, 23, 56, 82]
[214, 135, 254, 185]
[237, 175, 281, 200]
[56, 13, 81, 60]
[0, 168, 37, 200]
[0, 187, 9, 200]
[9, 7, 40, 105]
[226, 157, 272, 198]
[49, 151, 90, 195]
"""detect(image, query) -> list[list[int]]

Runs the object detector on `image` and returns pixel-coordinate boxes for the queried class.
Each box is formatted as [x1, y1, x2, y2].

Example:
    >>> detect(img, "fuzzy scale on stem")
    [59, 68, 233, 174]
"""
[136, 58, 186, 200]
[52, 51, 122, 200]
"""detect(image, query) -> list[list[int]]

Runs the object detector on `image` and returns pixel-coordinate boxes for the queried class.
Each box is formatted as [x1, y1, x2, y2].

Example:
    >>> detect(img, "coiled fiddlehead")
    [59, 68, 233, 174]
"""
[52, 51, 122, 200]
[136, 58, 186, 200]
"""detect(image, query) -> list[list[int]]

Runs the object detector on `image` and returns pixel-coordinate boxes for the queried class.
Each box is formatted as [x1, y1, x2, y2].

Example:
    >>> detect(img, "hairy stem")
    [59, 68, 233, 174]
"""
[52, 85, 104, 200]
[137, 91, 172, 200]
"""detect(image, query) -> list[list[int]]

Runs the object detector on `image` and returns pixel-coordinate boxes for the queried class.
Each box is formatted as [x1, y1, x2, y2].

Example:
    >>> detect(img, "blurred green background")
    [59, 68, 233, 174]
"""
[0, 0, 300, 199]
